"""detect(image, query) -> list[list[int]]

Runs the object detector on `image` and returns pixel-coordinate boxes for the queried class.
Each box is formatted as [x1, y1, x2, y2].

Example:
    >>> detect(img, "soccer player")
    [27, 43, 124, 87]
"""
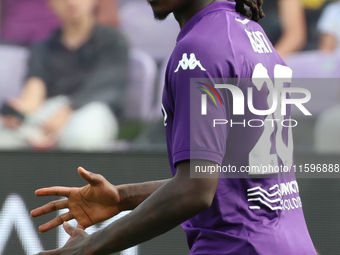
[31, 0, 317, 254]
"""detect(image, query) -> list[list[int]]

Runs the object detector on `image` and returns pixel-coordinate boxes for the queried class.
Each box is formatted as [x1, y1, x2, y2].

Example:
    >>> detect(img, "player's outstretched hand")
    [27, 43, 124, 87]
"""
[31, 167, 121, 232]
[34, 222, 89, 255]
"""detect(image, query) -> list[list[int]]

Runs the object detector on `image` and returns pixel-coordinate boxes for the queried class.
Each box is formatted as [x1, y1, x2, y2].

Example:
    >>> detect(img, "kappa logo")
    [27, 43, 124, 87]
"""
[174, 53, 206, 73]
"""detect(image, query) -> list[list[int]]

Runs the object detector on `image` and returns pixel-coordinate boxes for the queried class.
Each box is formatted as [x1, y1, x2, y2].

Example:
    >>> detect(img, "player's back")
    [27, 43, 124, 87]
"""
[162, 1, 316, 254]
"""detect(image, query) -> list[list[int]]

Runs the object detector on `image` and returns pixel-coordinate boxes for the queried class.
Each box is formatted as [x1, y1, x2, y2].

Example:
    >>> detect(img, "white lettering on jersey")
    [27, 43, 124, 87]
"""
[235, 17, 250, 25]
[174, 53, 207, 73]
[245, 29, 273, 54]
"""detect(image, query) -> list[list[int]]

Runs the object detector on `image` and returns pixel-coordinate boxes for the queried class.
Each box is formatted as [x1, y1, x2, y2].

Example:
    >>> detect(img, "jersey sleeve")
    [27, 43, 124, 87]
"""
[166, 40, 237, 167]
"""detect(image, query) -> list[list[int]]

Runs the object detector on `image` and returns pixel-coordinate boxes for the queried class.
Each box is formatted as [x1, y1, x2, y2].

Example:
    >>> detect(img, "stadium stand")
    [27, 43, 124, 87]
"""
[119, 1, 179, 62]
[0, 45, 29, 107]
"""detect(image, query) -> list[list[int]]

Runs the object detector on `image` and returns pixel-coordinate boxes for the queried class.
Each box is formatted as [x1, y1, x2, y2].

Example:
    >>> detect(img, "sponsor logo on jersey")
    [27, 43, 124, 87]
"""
[247, 181, 303, 211]
[175, 53, 206, 72]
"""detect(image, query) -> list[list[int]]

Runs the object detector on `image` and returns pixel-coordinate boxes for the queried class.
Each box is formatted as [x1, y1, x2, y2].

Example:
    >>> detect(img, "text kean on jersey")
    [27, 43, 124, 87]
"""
[245, 29, 272, 54]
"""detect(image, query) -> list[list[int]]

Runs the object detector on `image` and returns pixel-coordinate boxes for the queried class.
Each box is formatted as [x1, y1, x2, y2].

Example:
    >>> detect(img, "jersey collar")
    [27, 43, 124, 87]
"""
[176, 1, 236, 43]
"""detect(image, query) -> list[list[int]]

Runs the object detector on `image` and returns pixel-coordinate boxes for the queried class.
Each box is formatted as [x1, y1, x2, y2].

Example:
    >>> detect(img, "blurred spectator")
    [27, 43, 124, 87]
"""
[119, 1, 179, 62]
[0, 0, 119, 46]
[302, 0, 332, 51]
[314, 98, 340, 153]
[0, 0, 129, 151]
[259, 0, 307, 58]
[318, 1, 340, 52]
[313, 1, 340, 153]
[96, 0, 120, 27]
[117, 0, 136, 6]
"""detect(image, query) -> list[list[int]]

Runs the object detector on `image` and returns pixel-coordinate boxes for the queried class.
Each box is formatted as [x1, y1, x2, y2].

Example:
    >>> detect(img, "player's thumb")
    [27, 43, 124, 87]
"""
[78, 167, 101, 186]
[63, 221, 76, 237]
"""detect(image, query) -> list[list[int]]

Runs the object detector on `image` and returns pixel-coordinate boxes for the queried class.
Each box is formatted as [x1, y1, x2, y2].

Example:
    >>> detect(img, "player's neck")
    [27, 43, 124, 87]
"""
[173, 0, 222, 28]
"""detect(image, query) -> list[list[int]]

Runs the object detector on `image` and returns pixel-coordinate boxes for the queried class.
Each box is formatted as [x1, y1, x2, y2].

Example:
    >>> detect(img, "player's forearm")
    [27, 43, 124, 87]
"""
[117, 179, 170, 211]
[87, 175, 213, 254]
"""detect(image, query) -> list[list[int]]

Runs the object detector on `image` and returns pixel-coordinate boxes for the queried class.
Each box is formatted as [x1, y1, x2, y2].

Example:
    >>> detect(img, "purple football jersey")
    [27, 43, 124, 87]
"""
[161, 2, 316, 255]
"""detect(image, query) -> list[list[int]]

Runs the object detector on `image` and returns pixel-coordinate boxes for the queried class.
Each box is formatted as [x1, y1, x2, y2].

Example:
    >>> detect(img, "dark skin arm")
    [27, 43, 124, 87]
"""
[34, 160, 219, 255]
[117, 179, 170, 211]
[31, 167, 169, 232]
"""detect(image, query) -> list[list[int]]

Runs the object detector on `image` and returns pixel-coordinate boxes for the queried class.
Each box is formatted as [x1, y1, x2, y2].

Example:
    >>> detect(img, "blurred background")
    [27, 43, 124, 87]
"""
[0, 0, 339, 254]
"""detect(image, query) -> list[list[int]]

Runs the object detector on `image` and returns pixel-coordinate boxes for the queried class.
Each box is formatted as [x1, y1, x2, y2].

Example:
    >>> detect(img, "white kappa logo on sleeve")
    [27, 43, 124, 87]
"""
[174, 53, 206, 73]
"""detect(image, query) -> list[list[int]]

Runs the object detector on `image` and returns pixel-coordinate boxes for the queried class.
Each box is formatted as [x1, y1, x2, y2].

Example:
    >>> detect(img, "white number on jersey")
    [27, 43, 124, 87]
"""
[248, 64, 294, 174]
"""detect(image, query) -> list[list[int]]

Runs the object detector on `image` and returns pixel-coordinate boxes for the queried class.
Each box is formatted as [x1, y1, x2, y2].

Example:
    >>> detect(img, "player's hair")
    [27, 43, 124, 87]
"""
[235, 0, 265, 22]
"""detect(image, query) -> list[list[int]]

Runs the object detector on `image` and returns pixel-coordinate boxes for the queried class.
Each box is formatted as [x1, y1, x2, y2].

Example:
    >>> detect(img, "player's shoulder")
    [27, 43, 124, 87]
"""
[172, 5, 239, 56]
[173, 9, 267, 57]
[170, 16, 233, 69]
[168, 3, 282, 77]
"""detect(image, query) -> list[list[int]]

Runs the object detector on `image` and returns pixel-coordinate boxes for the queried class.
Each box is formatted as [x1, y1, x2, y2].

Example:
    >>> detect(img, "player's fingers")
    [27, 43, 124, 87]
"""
[35, 186, 71, 197]
[31, 199, 68, 217]
[63, 221, 76, 236]
[78, 167, 103, 186]
[38, 211, 74, 233]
